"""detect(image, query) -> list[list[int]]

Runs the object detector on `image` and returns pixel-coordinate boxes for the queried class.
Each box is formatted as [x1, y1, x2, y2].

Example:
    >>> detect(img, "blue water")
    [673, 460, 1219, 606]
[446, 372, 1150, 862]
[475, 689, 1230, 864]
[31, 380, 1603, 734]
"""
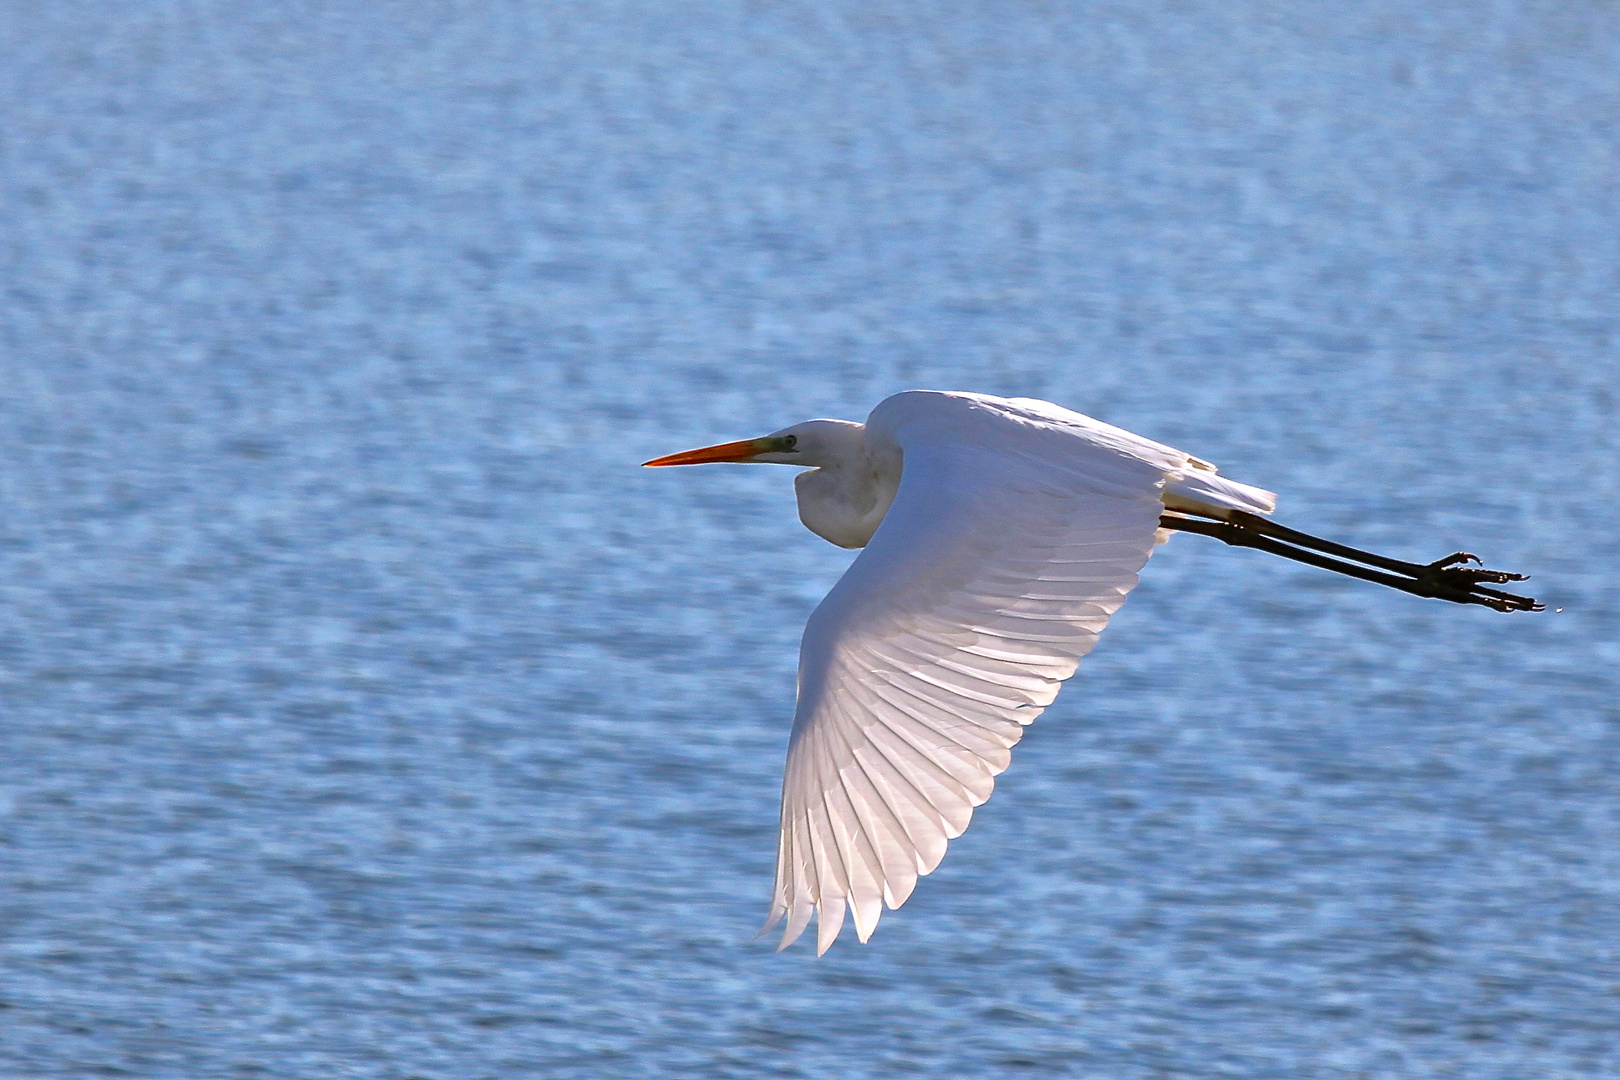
[2, 1, 1617, 1076]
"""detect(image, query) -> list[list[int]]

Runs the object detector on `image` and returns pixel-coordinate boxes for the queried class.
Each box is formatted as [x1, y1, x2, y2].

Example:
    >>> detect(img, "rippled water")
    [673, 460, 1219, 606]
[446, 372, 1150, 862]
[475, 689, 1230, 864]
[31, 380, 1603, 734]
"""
[2, 2, 1617, 1076]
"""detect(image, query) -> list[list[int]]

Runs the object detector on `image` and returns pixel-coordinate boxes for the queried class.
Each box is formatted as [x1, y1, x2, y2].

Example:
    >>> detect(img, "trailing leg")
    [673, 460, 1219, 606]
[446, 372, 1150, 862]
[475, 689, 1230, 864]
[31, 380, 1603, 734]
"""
[1159, 511, 1543, 613]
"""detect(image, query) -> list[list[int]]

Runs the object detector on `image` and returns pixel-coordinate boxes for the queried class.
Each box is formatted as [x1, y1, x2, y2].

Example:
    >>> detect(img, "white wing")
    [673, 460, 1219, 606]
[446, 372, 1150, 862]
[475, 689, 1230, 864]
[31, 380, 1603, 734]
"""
[762, 392, 1207, 953]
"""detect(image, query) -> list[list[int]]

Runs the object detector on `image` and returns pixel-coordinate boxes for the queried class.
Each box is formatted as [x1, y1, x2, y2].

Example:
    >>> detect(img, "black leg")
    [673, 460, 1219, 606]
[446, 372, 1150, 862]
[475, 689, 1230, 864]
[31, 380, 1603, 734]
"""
[1160, 512, 1544, 613]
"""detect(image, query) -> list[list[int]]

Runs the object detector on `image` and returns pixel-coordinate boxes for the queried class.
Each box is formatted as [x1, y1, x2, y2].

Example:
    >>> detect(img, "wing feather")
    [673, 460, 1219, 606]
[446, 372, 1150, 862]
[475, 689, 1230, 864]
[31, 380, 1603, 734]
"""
[766, 393, 1177, 953]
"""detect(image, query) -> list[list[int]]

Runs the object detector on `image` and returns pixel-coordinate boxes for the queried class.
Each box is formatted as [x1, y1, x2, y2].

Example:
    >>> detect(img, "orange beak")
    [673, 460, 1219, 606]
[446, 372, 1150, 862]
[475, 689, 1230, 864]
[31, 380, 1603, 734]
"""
[642, 437, 770, 467]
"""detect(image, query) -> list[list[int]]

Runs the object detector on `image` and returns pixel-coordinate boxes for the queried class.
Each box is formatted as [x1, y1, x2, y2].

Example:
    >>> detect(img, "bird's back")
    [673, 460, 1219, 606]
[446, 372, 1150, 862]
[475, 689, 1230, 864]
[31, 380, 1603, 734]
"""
[866, 390, 1275, 516]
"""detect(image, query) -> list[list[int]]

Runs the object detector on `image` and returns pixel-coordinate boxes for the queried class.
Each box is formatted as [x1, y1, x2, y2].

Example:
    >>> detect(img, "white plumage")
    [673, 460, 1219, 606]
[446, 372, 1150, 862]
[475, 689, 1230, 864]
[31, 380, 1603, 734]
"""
[768, 393, 1273, 952]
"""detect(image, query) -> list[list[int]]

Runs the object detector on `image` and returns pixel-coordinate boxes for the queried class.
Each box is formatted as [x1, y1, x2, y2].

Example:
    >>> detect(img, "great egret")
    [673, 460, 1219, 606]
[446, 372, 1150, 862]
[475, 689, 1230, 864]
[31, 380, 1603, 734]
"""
[644, 391, 1539, 954]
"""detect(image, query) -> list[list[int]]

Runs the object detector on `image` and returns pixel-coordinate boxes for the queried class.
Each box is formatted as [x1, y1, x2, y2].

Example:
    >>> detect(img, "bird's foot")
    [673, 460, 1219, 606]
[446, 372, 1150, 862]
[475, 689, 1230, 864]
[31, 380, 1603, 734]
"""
[1415, 554, 1540, 611]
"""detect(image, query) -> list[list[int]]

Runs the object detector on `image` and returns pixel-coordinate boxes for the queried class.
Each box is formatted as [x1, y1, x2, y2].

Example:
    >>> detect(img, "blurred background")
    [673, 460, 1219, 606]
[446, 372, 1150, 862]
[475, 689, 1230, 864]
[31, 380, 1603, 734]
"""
[1, 1, 1617, 1076]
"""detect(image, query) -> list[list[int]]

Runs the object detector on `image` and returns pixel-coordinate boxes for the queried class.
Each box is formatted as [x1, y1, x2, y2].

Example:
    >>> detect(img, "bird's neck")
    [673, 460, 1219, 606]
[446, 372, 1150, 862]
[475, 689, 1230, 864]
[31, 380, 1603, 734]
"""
[792, 429, 900, 550]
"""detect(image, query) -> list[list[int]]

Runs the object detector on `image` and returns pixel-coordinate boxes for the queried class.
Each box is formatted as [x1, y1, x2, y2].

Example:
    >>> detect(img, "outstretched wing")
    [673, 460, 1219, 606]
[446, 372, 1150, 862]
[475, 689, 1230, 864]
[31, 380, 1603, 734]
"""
[762, 393, 1184, 953]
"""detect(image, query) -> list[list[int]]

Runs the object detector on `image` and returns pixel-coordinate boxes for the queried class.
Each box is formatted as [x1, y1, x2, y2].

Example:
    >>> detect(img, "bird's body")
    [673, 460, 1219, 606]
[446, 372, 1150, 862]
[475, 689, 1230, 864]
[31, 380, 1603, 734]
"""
[645, 390, 1539, 954]
[770, 392, 1276, 549]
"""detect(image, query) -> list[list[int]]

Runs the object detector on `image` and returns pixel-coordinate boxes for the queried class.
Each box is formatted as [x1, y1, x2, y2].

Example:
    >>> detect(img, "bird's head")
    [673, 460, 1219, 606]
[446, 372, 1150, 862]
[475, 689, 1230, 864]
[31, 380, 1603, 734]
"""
[642, 419, 864, 469]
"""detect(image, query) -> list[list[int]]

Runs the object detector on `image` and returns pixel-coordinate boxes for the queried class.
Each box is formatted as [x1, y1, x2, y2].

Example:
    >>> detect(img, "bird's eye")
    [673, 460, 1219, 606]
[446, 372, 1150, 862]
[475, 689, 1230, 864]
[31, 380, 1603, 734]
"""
[781, 435, 798, 452]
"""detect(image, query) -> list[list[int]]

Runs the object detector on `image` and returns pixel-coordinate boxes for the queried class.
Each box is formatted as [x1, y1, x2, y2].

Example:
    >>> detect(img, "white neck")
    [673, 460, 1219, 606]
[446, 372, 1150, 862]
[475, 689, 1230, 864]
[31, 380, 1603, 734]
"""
[775, 420, 901, 549]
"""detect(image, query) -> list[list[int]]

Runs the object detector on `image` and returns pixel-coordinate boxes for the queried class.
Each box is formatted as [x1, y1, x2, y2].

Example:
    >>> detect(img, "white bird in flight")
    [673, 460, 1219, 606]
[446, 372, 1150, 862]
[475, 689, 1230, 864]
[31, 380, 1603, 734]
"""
[645, 391, 1539, 954]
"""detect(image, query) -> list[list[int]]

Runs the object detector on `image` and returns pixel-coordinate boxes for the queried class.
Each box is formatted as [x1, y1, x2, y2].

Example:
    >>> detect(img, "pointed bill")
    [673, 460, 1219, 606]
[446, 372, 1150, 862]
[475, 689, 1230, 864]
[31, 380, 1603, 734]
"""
[642, 438, 771, 467]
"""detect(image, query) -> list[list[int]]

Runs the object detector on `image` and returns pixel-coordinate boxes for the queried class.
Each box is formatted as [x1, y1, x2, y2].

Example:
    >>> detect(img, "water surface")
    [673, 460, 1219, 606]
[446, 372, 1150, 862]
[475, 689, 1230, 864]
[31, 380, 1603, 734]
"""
[1, 2, 1617, 1076]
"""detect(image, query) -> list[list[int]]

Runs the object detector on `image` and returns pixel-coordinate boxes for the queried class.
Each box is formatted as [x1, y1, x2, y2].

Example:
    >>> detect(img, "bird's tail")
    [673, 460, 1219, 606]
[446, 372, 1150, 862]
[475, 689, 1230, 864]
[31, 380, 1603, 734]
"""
[1162, 465, 1277, 519]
